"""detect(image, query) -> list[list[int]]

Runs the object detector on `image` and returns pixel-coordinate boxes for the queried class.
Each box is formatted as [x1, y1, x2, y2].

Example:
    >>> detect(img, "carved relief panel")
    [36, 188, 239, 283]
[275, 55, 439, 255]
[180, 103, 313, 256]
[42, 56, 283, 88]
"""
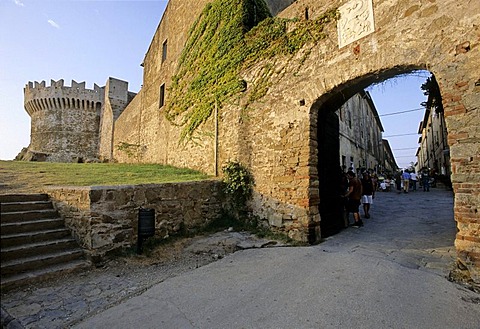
[337, 0, 375, 48]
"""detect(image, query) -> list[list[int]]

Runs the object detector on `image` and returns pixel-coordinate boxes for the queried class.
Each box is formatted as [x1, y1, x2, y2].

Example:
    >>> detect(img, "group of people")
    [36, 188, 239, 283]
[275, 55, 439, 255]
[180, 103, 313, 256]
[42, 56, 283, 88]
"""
[341, 169, 375, 228]
[340, 167, 434, 228]
[378, 168, 433, 193]
[394, 168, 432, 193]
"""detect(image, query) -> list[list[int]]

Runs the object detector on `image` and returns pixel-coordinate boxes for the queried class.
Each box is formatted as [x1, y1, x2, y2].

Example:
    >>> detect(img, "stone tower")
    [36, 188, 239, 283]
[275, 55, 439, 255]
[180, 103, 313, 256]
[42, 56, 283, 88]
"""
[21, 78, 133, 162]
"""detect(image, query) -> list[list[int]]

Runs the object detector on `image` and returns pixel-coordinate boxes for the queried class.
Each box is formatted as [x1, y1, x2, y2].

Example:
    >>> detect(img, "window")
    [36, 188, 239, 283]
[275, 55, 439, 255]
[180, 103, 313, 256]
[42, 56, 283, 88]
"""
[162, 39, 167, 62]
[159, 84, 165, 108]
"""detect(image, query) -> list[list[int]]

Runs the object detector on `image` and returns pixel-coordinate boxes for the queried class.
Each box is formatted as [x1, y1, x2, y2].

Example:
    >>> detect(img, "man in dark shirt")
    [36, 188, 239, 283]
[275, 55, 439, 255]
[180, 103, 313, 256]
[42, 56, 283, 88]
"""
[361, 171, 375, 219]
[344, 171, 363, 227]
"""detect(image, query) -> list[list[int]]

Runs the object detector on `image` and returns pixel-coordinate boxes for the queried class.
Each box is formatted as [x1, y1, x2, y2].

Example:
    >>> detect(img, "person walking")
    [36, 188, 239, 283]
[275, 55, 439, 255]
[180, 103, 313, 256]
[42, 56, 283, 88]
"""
[421, 168, 430, 192]
[361, 171, 375, 219]
[344, 170, 363, 227]
[410, 171, 418, 191]
[401, 170, 411, 193]
[395, 171, 402, 193]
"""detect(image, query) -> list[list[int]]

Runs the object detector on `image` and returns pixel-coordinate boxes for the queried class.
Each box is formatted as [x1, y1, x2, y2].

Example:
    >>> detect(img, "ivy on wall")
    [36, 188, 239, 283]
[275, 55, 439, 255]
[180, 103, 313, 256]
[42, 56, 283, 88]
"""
[116, 142, 143, 160]
[165, 0, 338, 143]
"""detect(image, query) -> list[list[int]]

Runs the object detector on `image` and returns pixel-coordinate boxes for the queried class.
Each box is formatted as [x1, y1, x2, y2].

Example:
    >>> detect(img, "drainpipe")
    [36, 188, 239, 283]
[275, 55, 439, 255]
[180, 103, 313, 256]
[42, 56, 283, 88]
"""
[214, 98, 218, 177]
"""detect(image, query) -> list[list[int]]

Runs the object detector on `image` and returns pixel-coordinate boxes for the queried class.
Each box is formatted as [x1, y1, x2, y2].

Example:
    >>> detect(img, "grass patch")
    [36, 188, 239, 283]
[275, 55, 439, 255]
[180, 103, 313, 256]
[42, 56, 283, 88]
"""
[0, 161, 210, 193]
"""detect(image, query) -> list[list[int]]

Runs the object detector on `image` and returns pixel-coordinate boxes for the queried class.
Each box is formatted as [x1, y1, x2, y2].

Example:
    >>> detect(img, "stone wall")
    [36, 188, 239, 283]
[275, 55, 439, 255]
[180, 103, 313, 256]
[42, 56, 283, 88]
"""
[23, 78, 135, 163]
[47, 180, 224, 262]
[113, 0, 215, 166]
[24, 80, 104, 162]
[99, 78, 137, 161]
[109, 91, 144, 162]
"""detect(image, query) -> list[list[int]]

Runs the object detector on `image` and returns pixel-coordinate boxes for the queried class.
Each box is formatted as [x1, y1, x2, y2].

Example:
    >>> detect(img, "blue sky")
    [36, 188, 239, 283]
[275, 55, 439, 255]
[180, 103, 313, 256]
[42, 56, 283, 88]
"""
[367, 72, 430, 169]
[0, 0, 429, 169]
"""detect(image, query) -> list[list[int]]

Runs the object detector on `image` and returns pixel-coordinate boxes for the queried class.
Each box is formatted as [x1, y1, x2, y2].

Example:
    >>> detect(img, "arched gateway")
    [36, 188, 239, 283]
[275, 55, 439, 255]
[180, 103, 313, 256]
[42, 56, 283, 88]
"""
[267, 0, 479, 281]
[112, 0, 479, 281]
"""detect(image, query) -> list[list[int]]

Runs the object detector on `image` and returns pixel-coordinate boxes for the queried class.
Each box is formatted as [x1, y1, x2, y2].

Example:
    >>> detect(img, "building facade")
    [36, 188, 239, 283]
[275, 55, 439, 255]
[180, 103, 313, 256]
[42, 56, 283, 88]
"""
[416, 103, 451, 186]
[338, 90, 384, 174]
[382, 139, 398, 174]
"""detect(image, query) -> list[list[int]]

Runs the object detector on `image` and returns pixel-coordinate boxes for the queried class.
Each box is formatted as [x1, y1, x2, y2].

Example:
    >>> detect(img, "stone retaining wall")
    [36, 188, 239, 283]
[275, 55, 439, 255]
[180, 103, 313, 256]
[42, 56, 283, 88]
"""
[47, 180, 224, 262]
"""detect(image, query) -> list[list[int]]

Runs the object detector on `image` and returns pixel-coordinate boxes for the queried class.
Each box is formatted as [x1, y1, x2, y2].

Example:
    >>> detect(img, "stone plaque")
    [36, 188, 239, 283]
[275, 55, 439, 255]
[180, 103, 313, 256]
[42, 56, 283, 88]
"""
[337, 0, 375, 48]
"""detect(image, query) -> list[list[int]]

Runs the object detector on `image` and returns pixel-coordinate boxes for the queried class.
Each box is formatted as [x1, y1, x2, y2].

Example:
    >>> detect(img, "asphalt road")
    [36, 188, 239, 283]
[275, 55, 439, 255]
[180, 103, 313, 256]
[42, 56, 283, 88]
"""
[73, 188, 480, 329]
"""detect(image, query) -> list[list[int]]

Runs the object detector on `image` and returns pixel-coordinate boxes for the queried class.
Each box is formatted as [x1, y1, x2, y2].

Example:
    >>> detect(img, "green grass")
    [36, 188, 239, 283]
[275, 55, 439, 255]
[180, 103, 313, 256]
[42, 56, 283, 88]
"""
[0, 161, 211, 192]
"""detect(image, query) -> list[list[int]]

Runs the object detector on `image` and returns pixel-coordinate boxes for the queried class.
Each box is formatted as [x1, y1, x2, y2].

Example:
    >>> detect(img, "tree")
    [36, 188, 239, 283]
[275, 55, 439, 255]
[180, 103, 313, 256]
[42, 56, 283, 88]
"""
[421, 74, 443, 113]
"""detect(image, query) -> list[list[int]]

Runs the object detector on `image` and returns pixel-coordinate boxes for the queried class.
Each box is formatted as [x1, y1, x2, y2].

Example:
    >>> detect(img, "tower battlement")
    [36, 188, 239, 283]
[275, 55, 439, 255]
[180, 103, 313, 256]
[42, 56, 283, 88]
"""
[24, 79, 104, 115]
[21, 77, 134, 163]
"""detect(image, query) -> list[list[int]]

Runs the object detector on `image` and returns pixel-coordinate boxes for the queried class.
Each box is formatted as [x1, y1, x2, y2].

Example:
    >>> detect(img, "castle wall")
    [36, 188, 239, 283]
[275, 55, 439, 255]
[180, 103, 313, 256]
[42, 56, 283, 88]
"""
[116, 0, 213, 166]
[98, 96, 115, 161]
[110, 90, 143, 162]
[113, 0, 296, 168]
[24, 80, 104, 162]
[98, 78, 134, 161]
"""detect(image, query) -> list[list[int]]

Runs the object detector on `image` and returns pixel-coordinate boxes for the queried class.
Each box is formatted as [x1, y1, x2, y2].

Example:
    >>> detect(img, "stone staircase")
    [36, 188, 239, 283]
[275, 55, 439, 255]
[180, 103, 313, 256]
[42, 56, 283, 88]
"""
[1, 194, 91, 291]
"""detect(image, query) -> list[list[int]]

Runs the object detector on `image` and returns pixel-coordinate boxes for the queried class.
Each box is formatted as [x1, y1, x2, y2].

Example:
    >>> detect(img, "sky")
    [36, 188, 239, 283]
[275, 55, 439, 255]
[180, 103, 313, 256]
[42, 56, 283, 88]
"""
[0, 0, 429, 169]
[367, 72, 430, 169]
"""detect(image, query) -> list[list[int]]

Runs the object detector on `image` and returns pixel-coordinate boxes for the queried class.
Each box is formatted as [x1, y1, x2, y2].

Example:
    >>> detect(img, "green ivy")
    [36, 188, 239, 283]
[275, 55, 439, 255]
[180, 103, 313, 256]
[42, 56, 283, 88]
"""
[165, 0, 338, 143]
[222, 161, 255, 211]
[116, 142, 142, 160]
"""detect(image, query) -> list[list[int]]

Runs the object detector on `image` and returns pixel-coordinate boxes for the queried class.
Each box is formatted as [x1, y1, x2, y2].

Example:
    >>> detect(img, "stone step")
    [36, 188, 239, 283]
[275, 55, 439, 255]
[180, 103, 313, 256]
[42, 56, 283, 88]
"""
[0, 209, 59, 223]
[1, 228, 71, 248]
[0, 193, 49, 203]
[1, 200, 53, 212]
[1, 217, 65, 235]
[0, 259, 91, 291]
[0, 193, 91, 293]
[1, 237, 80, 262]
[1, 249, 86, 277]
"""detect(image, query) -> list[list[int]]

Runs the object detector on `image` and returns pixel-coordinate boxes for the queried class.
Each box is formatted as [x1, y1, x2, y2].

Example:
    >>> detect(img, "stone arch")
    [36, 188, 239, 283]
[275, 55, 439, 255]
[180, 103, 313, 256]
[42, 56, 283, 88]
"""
[222, 0, 480, 280]
[285, 9, 478, 280]
[310, 67, 432, 238]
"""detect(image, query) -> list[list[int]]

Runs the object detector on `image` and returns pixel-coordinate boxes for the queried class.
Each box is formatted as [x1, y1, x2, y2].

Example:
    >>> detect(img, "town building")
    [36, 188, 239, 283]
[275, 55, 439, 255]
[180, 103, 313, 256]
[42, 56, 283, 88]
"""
[416, 76, 451, 188]
[382, 139, 398, 174]
[338, 90, 384, 174]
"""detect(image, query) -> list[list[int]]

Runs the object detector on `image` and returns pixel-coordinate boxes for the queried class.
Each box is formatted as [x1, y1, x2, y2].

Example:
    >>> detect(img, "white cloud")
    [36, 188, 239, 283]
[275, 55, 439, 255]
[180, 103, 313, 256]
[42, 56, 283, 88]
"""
[13, 0, 25, 7]
[47, 19, 60, 29]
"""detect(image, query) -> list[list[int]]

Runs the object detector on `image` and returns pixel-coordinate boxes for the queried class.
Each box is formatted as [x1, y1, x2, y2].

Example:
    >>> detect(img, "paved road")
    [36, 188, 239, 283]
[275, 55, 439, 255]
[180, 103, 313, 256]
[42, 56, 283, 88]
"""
[75, 188, 479, 329]
[3, 188, 480, 328]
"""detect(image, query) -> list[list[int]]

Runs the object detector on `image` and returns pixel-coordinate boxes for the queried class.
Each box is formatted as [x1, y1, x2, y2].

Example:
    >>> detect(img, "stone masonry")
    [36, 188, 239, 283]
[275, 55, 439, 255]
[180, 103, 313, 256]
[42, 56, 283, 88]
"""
[109, 0, 479, 281]
[46, 180, 224, 262]
[21, 78, 135, 162]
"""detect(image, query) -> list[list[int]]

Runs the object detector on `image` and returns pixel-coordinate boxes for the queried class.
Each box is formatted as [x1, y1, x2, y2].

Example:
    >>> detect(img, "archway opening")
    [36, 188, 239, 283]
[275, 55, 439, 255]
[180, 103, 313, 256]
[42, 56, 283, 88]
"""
[314, 68, 452, 238]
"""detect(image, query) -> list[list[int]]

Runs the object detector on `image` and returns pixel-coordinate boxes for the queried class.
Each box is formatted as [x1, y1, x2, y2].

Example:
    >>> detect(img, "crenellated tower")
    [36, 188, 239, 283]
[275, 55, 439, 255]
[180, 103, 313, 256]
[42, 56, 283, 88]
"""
[21, 78, 134, 162]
